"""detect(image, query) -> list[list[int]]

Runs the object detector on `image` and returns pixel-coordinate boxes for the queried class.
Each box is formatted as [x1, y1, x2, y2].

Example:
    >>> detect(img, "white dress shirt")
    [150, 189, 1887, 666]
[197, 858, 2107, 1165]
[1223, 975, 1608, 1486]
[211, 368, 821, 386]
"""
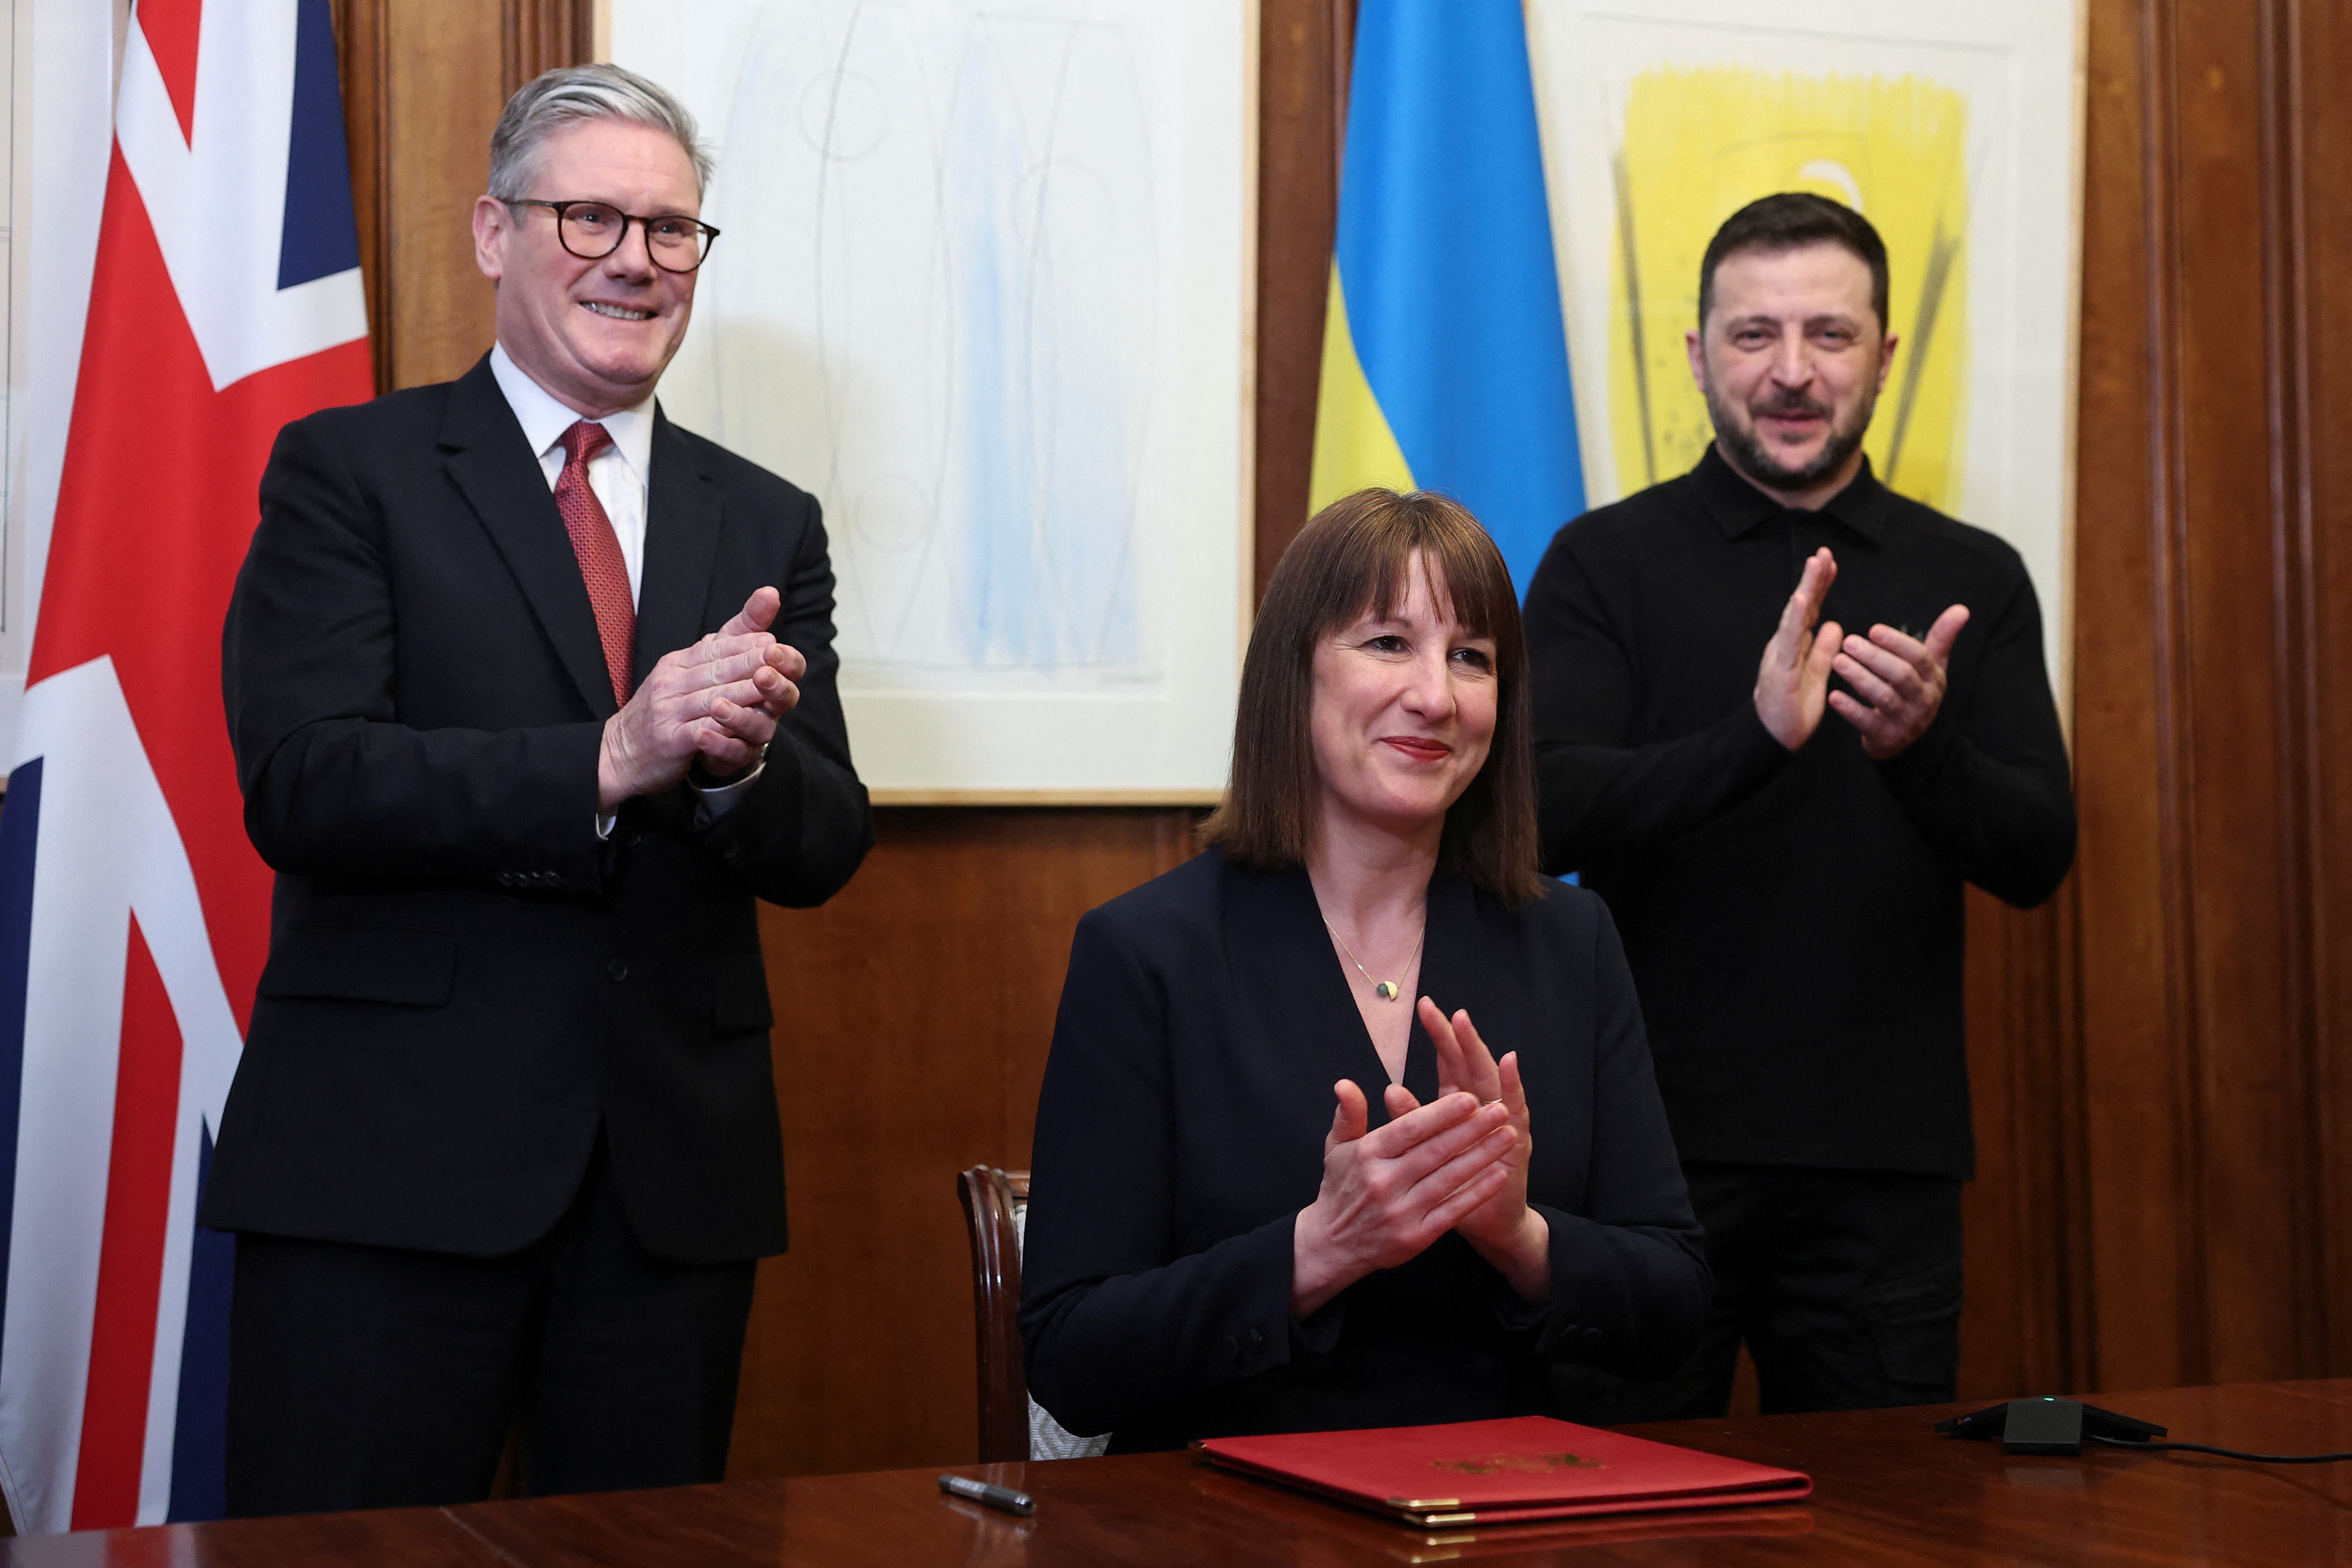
[488, 344, 761, 826]
[489, 343, 654, 604]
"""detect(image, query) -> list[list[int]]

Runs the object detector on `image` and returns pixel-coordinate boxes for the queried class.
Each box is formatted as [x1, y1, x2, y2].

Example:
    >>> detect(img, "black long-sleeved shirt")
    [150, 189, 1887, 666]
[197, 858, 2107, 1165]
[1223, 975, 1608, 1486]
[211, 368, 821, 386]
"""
[1523, 448, 2075, 1179]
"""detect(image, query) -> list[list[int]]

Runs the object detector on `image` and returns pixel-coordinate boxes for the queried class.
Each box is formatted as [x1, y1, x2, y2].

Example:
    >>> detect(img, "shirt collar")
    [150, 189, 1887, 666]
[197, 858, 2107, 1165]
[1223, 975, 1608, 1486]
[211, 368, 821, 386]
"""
[488, 342, 656, 489]
[1689, 441, 1889, 544]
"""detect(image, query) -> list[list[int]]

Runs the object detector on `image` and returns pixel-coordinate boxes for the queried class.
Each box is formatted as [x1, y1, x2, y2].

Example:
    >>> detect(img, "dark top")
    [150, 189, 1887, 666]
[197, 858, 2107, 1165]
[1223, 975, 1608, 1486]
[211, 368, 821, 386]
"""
[1018, 850, 1707, 1451]
[207, 356, 872, 1262]
[1522, 448, 2075, 1180]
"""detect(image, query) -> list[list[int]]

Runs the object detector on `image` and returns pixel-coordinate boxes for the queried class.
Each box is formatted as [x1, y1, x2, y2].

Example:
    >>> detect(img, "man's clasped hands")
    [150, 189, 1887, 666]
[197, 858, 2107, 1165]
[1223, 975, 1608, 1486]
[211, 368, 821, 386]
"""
[596, 586, 803, 812]
[1291, 1000, 1549, 1318]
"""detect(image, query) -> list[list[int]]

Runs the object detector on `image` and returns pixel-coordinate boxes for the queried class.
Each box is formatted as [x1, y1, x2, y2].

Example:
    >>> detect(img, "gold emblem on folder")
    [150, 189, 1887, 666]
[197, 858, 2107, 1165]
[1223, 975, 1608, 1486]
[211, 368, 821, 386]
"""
[1431, 1450, 1605, 1476]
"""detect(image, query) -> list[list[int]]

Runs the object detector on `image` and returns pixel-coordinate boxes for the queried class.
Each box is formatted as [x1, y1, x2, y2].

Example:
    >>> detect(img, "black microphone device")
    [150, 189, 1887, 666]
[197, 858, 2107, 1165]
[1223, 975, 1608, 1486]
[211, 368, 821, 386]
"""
[1934, 1396, 2167, 1455]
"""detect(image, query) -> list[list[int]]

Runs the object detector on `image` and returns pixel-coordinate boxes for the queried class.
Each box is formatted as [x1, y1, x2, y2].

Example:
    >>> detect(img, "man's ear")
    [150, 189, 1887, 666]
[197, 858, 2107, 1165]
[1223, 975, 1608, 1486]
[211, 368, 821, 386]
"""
[471, 195, 510, 283]
[1684, 326, 1708, 396]
[1874, 330, 1901, 393]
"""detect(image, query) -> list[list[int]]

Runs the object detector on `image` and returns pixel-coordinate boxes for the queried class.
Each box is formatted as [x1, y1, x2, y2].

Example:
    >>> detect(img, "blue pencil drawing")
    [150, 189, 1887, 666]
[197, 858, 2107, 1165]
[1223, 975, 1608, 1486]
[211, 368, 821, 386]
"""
[645, 1, 1160, 685]
[614, 0, 1245, 795]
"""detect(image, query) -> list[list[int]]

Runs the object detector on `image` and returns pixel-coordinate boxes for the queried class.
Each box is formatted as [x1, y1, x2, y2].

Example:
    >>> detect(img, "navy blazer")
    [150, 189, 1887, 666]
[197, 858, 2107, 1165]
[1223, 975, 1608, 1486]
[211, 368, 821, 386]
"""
[1019, 850, 1706, 1450]
[205, 355, 872, 1263]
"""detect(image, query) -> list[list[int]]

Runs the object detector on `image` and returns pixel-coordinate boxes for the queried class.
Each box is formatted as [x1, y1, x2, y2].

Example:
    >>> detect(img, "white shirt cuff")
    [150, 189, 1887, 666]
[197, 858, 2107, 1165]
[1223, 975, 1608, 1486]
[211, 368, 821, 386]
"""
[593, 754, 765, 840]
[690, 758, 765, 821]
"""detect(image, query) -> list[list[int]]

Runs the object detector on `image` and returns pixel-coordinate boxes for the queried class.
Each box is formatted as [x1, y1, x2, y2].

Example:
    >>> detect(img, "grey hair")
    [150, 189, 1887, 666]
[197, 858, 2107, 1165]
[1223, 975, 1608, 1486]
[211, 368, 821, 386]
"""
[488, 63, 714, 203]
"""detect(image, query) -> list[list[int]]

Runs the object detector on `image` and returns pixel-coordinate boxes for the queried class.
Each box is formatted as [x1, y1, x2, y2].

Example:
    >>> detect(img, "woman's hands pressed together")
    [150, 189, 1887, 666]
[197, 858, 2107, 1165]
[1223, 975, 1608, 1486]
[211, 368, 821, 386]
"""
[1290, 1080, 1517, 1320]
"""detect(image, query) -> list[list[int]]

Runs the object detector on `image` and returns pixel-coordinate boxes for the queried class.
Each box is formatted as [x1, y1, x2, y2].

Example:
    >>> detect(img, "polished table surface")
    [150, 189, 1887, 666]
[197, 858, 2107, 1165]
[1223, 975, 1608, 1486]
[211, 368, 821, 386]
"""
[7, 1379, 2350, 1565]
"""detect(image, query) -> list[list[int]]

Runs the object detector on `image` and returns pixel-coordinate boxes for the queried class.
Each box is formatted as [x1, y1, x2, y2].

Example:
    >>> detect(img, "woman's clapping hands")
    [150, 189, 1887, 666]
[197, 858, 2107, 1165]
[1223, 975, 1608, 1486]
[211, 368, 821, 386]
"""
[1290, 1079, 1517, 1319]
[1289, 1002, 1554, 1319]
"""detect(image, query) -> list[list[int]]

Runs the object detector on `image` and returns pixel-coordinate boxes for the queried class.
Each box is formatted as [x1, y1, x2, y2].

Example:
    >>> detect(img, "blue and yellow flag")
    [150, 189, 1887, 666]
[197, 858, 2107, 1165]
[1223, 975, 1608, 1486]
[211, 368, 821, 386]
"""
[1308, 0, 1583, 595]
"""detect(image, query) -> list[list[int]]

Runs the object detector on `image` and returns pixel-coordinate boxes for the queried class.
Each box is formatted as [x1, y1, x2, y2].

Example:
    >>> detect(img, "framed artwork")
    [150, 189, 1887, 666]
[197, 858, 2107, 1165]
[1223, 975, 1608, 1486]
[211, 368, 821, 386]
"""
[612, 0, 1255, 802]
[1527, 0, 2084, 710]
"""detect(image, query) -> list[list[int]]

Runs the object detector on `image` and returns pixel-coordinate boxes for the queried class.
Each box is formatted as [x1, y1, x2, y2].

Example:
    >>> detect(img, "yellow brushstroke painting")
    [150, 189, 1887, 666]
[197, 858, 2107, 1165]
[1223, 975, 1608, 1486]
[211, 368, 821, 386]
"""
[1607, 67, 1969, 513]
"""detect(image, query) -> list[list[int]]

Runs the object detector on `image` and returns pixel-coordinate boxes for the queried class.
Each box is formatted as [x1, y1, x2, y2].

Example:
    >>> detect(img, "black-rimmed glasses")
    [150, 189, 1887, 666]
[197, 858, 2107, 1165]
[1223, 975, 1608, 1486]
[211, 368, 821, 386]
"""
[507, 199, 721, 273]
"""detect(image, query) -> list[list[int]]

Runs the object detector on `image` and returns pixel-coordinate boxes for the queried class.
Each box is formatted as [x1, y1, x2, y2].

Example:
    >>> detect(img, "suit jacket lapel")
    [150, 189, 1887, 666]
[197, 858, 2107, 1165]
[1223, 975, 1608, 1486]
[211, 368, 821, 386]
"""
[633, 408, 726, 686]
[438, 356, 615, 718]
[1223, 860, 1440, 1127]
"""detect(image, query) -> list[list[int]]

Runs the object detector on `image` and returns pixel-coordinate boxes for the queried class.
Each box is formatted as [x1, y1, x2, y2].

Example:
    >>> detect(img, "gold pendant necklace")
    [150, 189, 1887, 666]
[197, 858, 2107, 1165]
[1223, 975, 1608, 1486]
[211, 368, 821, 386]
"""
[1322, 915, 1424, 1002]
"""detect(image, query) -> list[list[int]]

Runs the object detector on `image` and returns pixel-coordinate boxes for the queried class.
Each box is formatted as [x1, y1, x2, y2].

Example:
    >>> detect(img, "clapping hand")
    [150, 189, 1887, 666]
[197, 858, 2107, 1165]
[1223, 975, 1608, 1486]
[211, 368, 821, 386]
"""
[1290, 1081, 1516, 1319]
[1399, 1000, 1551, 1302]
[596, 586, 807, 810]
[1754, 547, 1842, 751]
[1828, 606, 1969, 759]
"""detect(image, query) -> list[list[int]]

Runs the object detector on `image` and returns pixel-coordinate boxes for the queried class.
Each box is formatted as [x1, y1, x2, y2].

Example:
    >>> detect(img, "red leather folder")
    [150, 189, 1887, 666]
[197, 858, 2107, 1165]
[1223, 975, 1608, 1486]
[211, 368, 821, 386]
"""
[1195, 1415, 1812, 1526]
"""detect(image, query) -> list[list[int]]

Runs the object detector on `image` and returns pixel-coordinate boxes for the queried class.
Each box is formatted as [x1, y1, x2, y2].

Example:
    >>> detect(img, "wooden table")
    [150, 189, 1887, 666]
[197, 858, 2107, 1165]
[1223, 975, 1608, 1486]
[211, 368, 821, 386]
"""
[7, 1379, 2350, 1564]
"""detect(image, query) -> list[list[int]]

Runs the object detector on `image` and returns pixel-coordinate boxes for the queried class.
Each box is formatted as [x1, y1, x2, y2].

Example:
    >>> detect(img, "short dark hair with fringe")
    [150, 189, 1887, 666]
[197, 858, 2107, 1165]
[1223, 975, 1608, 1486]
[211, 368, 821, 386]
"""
[1201, 488, 1541, 908]
[1698, 191, 1890, 333]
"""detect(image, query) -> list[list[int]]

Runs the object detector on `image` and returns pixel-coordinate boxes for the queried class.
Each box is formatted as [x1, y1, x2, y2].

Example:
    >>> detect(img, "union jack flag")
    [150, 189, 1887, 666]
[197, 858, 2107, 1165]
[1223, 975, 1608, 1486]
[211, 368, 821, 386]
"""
[0, 0, 371, 1530]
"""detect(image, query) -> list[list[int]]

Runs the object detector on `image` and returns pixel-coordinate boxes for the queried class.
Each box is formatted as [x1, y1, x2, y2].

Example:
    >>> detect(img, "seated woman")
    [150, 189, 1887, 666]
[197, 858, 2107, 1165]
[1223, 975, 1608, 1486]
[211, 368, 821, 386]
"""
[1018, 488, 1707, 1451]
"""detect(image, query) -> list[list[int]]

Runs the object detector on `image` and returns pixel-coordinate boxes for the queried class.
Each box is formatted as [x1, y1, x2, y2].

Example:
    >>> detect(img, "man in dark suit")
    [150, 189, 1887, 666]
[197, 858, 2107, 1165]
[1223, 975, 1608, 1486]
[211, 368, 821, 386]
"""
[206, 64, 872, 1513]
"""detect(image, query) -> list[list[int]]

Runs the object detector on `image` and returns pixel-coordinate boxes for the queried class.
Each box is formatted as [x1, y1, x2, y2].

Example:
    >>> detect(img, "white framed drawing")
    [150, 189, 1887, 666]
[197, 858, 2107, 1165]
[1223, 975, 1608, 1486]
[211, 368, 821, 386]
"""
[1525, 0, 2084, 713]
[611, 0, 1255, 802]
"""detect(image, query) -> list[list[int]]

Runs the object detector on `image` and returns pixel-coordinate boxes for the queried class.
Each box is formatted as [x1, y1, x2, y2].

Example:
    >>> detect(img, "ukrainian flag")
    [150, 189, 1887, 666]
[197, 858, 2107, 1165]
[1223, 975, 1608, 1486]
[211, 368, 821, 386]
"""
[1309, 0, 1584, 594]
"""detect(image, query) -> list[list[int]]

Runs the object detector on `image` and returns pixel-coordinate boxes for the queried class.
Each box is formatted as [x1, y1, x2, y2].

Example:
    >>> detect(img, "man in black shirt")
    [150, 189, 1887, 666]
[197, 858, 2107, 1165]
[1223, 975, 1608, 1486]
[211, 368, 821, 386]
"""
[1525, 193, 2074, 1419]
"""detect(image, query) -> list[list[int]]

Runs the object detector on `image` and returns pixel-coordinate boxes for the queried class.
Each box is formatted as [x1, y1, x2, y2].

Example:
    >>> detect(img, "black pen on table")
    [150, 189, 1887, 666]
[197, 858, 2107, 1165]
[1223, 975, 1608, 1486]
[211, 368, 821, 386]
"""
[938, 1473, 1034, 1517]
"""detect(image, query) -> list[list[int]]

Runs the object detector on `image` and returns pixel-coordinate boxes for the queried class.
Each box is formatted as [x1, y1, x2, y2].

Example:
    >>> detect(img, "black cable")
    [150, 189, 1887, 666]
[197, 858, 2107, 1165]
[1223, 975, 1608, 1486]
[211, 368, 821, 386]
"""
[2088, 1433, 2352, 1465]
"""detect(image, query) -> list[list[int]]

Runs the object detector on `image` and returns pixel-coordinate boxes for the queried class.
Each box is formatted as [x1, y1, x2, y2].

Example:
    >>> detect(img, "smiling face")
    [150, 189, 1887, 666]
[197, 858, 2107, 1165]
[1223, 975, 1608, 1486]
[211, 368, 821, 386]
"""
[1685, 241, 1897, 506]
[472, 118, 702, 417]
[1307, 553, 1500, 849]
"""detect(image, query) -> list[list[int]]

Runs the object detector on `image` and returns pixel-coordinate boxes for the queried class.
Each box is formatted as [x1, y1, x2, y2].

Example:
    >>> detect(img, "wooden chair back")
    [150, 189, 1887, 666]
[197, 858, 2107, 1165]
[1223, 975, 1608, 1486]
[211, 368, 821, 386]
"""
[956, 1165, 1031, 1462]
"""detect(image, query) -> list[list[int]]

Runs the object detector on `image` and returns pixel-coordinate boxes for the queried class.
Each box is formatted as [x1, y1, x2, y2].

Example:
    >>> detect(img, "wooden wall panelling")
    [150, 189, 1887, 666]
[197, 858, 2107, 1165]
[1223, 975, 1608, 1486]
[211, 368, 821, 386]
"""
[1253, 0, 1352, 590]
[734, 811, 1194, 1478]
[340, 0, 504, 390]
[503, 0, 597, 95]
[2147, 0, 2258, 1391]
[1954, 891, 2084, 1402]
[2072, 0, 2185, 1395]
[2292, 0, 2352, 1381]
[381, 1, 506, 391]
[2173, 0, 2310, 1390]
[330, 0, 391, 394]
[2068, 0, 2352, 1395]
[2248, 0, 2333, 1387]
[337, 0, 597, 395]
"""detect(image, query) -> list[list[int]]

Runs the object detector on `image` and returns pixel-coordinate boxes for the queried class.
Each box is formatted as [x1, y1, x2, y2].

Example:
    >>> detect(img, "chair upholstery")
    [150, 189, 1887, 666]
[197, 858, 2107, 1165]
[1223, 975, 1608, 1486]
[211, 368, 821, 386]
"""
[956, 1165, 1109, 1462]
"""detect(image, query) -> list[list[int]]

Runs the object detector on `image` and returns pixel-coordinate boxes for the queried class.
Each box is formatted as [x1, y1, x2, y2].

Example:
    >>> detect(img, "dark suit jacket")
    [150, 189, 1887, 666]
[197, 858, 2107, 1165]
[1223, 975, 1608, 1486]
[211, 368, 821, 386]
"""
[1018, 850, 1707, 1451]
[203, 355, 872, 1264]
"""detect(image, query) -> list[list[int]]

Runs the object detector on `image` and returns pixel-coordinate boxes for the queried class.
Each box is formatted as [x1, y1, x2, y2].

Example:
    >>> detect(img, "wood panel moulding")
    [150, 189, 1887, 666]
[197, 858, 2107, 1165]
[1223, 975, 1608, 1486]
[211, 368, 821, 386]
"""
[2071, 0, 2180, 1394]
[503, 0, 598, 98]
[1955, 892, 2088, 1402]
[2247, 0, 2332, 1387]
[1253, 0, 1353, 593]
[2290, 0, 2352, 1381]
[334, 0, 562, 395]
[329, 0, 392, 393]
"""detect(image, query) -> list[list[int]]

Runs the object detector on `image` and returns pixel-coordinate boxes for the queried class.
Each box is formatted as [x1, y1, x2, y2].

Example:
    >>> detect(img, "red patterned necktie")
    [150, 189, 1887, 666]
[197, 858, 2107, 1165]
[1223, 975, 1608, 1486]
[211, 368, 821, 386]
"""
[553, 420, 636, 706]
